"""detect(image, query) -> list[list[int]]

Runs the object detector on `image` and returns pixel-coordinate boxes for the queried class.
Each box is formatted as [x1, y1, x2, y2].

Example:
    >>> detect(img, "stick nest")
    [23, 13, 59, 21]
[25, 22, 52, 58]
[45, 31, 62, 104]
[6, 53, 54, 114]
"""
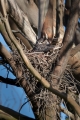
[12, 41, 79, 116]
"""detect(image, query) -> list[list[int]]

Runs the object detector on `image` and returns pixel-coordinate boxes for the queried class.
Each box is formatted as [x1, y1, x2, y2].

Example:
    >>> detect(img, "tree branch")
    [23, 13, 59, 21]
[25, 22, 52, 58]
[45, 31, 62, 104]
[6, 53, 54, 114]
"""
[60, 107, 75, 120]
[0, 0, 80, 117]
[0, 29, 80, 117]
[0, 105, 35, 120]
[0, 110, 17, 120]
[0, 12, 16, 51]
[0, 43, 38, 117]
[6, 0, 37, 44]
[51, 0, 79, 85]
[70, 44, 80, 57]
[0, 76, 20, 87]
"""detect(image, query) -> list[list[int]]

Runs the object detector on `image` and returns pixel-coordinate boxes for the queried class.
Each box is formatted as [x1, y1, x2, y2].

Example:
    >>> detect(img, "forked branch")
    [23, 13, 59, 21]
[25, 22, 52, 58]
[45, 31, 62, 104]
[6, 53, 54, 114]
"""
[0, 0, 80, 116]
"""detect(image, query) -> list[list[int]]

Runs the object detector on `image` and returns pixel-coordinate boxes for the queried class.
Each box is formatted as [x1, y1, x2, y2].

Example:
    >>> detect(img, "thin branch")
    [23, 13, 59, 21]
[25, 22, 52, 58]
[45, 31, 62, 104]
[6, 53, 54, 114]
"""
[0, 76, 20, 87]
[70, 44, 80, 57]
[0, 59, 6, 65]
[0, 110, 17, 120]
[60, 107, 75, 120]
[0, 105, 35, 120]
[10, 18, 32, 50]
[0, 43, 39, 116]
[3, 64, 13, 73]
[0, 12, 16, 51]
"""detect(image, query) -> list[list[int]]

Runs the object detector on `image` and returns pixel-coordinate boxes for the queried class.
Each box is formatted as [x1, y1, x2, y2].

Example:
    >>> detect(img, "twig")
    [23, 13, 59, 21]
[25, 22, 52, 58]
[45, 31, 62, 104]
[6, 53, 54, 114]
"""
[60, 106, 75, 120]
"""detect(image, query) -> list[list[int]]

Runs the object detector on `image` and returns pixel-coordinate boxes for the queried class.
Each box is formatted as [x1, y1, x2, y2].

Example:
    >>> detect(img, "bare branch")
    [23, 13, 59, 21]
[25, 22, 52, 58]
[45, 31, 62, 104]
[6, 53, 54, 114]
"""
[52, 0, 79, 84]
[10, 18, 32, 50]
[0, 13, 16, 50]
[15, 0, 38, 28]
[70, 44, 80, 57]
[0, 105, 35, 120]
[0, 110, 17, 120]
[0, 0, 80, 116]
[0, 43, 39, 116]
[0, 76, 20, 87]
[0, 59, 6, 65]
[60, 107, 75, 120]
[6, 0, 37, 44]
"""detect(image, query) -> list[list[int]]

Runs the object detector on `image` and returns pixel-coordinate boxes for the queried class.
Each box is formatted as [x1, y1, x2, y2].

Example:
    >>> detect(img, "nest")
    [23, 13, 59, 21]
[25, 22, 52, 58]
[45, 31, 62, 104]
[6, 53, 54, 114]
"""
[11, 40, 79, 116]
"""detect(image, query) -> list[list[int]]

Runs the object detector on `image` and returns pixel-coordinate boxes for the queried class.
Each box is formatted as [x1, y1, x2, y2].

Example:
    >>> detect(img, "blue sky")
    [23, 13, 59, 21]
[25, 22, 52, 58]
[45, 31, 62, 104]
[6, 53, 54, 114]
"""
[0, 34, 35, 118]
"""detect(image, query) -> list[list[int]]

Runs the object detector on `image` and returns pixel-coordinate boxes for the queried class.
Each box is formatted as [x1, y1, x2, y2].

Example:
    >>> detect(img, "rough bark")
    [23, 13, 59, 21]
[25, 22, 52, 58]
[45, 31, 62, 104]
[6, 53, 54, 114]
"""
[0, 12, 16, 51]
[0, 105, 35, 120]
[0, 0, 80, 120]
[52, 0, 79, 85]
[15, 0, 38, 28]
[6, 0, 37, 44]
[9, 18, 32, 50]
[0, 43, 40, 118]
